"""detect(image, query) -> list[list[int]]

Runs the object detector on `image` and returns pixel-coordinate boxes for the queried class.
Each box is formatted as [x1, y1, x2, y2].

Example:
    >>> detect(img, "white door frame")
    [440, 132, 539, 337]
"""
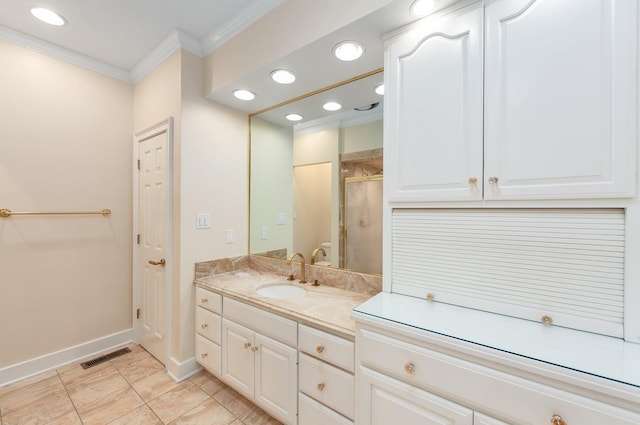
[132, 117, 174, 363]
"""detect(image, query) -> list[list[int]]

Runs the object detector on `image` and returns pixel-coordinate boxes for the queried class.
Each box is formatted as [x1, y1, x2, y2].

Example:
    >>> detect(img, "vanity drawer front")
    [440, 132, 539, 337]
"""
[196, 287, 222, 314]
[196, 306, 221, 344]
[299, 393, 353, 425]
[224, 297, 297, 347]
[299, 352, 354, 420]
[196, 335, 221, 376]
[299, 324, 354, 372]
[358, 327, 640, 425]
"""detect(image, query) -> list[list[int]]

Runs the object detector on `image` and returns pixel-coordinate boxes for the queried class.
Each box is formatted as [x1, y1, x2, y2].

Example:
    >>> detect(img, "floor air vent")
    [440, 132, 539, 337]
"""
[80, 347, 131, 369]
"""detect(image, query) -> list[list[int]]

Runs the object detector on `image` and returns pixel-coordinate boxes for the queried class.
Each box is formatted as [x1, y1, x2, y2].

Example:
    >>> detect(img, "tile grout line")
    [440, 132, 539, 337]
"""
[56, 369, 86, 425]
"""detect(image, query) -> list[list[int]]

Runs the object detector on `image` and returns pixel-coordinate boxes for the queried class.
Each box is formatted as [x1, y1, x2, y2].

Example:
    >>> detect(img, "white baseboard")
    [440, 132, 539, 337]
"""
[167, 355, 201, 383]
[0, 329, 133, 387]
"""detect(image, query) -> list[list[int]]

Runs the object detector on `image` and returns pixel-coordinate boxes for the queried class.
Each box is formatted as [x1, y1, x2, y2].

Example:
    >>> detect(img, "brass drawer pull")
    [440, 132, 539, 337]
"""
[252, 346, 259, 352]
[316, 383, 325, 392]
[201, 323, 208, 330]
[404, 362, 415, 374]
[550, 415, 566, 425]
[201, 298, 208, 304]
[201, 353, 208, 359]
[244, 342, 252, 349]
[316, 345, 325, 354]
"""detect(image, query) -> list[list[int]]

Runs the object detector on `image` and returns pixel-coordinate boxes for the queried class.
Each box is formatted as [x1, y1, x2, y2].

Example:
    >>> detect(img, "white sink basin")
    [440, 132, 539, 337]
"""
[256, 283, 307, 299]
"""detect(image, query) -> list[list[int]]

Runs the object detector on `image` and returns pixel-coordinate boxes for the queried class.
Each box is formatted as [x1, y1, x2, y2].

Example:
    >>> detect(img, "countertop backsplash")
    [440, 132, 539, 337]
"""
[195, 254, 382, 296]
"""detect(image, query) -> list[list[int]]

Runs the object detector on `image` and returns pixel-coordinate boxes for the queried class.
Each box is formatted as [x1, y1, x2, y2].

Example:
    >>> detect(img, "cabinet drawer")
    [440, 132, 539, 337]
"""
[196, 307, 221, 344]
[224, 297, 296, 347]
[196, 335, 221, 376]
[299, 393, 353, 425]
[358, 327, 640, 425]
[196, 287, 222, 313]
[299, 353, 354, 420]
[299, 324, 354, 372]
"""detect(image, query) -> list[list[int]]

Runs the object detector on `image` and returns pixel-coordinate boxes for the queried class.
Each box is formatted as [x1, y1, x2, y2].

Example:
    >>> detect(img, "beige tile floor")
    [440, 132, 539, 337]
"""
[0, 345, 281, 425]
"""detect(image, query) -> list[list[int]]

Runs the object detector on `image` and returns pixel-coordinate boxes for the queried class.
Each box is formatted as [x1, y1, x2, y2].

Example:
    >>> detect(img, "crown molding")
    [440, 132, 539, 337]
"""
[200, 0, 285, 56]
[129, 29, 202, 83]
[0, 24, 132, 83]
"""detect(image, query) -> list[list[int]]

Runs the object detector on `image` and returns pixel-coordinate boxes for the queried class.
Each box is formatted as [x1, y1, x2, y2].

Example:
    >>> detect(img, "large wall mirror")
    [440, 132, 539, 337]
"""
[249, 70, 384, 275]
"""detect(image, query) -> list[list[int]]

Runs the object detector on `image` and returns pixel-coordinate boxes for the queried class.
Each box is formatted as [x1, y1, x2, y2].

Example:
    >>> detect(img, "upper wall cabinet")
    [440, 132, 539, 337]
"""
[385, 4, 484, 202]
[385, 0, 637, 203]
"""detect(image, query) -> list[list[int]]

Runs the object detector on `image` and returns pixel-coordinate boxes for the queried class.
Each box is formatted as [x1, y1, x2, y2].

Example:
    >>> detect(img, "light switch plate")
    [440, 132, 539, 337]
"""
[196, 213, 211, 229]
[261, 226, 268, 240]
[276, 212, 286, 225]
[226, 229, 234, 244]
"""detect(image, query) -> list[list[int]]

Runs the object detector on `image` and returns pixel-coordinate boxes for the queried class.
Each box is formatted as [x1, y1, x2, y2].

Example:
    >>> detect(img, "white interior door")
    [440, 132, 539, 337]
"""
[138, 129, 169, 364]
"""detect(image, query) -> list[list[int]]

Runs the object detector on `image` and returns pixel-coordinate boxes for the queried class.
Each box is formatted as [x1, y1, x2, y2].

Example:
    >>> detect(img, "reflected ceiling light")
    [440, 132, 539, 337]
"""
[271, 69, 296, 84]
[323, 101, 342, 111]
[30, 6, 66, 26]
[333, 41, 364, 61]
[286, 113, 303, 121]
[233, 89, 256, 101]
[375, 84, 384, 95]
[410, 0, 438, 17]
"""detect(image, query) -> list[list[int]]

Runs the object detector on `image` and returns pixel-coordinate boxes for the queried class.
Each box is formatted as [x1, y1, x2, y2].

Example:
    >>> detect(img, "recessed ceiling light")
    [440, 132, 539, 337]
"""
[271, 69, 296, 84]
[323, 102, 342, 112]
[375, 84, 384, 95]
[410, 0, 438, 17]
[286, 113, 303, 122]
[333, 41, 365, 61]
[30, 6, 66, 26]
[233, 89, 256, 101]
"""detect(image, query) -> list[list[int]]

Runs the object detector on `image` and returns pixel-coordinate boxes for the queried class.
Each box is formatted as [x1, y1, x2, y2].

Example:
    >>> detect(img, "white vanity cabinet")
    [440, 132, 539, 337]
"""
[221, 298, 298, 425]
[195, 287, 222, 375]
[353, 310, 640, 425]
[298, 324, 355, 424]
[386, 0, 636, 202]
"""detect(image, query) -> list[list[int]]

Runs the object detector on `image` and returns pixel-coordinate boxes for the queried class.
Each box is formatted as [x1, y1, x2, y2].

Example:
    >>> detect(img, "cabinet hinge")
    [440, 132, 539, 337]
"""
[137, 159, 141, 170]
[136, 308, 140, 319]
[136, 234, 140, 244]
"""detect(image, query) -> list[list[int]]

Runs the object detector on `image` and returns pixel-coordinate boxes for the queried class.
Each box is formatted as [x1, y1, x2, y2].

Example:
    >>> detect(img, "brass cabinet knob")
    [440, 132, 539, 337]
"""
[252, 346, 259, 352]
[316, 345, 325, 354]
[201, 298, 208, 304]
[426, 293, 434, 301]
[468, 177, 478, 186]
[550, 415, 566, 425]
[488, 176, 499, 185]
[316, 383, 325, 392]
[201, 353, 208, 359]
[541, 315, 553, 326]
[244, 342, 252, 349]
[201, 324, 208, 330]
[404, 362, 415, 374]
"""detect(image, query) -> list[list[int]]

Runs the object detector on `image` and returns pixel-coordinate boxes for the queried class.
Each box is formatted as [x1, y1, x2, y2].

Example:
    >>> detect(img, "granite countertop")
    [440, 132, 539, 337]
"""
[195, 268, 372, 339]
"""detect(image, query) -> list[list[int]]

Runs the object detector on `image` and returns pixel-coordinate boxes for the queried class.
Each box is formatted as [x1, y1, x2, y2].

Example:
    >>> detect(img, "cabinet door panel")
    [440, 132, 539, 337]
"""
[221, 318, 254, 399]
[386, 4, 483, 202]
[254, 333, 298, 425]
[484, 0, 636, 199]
[357, 366, 473, 425]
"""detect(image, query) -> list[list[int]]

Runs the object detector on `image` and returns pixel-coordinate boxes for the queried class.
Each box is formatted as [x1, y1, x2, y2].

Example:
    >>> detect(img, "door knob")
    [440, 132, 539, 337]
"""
[148, 258, 166, 266]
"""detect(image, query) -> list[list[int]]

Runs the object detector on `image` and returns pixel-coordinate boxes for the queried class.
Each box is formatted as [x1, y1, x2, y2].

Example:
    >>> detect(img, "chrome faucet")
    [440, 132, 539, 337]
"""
[287, 252, 307, 283]
[311, 247, 326, 265]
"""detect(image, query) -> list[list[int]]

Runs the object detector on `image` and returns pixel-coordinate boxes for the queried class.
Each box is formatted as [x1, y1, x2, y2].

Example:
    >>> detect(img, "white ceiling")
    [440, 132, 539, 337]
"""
[0, 0, 283, 80]
[0, 0, 459, 125]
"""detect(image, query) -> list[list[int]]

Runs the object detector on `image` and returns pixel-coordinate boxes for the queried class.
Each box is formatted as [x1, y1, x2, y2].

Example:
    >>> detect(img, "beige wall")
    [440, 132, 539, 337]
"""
[176, 51, 249, 365]
[342, 119, 383, 154]
[0, 40, 133, 368]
